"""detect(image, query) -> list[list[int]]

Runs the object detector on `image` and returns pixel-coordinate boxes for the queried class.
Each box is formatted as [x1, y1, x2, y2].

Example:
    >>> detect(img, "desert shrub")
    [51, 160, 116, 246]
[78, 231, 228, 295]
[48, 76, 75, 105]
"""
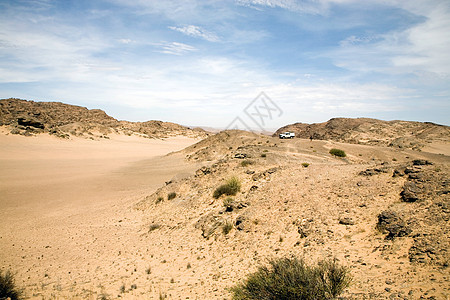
[222, 222, 233, 235]
[0, 270, 23, 300]
[167, 192, 176, 200]
[230, 257, 351, 300]
[329, 148, 346, 157]
[213, 177, 241, 199]
[302, 162, 310, 168]
[156, 196, 163, 204]
[261, 153, 267, 158]
[149, 224, 161, 232]
[223, 197, 234, 208]
[241, 160, 254, 167]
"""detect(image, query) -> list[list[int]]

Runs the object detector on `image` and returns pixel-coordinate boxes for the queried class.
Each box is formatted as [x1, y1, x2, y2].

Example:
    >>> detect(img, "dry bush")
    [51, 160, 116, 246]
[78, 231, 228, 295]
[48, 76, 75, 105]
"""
[231, 257, 351, 300]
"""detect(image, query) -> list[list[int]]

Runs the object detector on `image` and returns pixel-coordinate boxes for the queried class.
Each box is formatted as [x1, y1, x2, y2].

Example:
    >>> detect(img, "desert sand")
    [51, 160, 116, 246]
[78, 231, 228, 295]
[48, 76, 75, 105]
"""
[0, 130, 201, 299]
[1, 102, 449, 299]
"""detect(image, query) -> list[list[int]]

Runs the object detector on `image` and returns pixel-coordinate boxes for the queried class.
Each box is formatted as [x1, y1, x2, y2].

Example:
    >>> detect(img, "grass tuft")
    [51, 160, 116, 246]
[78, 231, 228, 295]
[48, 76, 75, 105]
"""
[329, 148, 346, 157]
[167, 192, 176, 200]
[0, 270, 23, 300]
[230, 256, 351, 300]
[222, 222, 233, 235]
[213, 177, 241, 199]
[240, 160, 254, 167]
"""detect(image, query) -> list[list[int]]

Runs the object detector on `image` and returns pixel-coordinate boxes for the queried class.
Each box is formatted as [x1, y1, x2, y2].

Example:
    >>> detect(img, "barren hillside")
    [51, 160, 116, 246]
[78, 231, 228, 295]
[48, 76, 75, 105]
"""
[274, 118, 450, 151]
[0, 98, 208, 139]
[132, 130, 449, 299]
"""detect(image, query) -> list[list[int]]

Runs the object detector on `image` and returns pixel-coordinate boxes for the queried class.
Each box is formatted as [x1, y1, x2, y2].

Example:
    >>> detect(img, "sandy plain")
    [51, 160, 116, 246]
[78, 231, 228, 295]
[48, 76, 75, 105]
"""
[0, 131, 200, 299]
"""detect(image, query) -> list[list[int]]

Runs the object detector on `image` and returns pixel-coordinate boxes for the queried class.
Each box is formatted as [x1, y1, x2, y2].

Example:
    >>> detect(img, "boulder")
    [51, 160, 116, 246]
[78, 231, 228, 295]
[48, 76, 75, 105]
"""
[376, 211, 411, 239]
[400, 182, 420, 202]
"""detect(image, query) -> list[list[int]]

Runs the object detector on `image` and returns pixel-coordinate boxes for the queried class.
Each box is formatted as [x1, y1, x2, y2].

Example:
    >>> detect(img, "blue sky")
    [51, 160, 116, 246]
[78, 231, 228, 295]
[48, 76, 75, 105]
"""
[0, 0, 449, 129]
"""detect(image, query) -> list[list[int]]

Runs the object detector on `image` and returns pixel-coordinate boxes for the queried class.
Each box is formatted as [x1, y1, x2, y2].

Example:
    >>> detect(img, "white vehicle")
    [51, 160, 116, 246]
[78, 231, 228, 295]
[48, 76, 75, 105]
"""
[279, 132, 295, 139]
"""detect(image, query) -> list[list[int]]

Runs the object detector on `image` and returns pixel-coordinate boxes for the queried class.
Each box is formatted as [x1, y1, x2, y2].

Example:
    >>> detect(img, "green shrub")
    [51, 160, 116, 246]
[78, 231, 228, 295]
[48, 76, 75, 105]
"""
[231, 257, 351, 300]
[261, 153, 267, 158]
[167, 192, 176, 200]
[241, 160, 254, 167]
[329, 148, 346, 157]
[213, 177, 241, 199]
[0, 270, 23, 300]
[302, 162, 310, 168]
[156, 196, 163, 204]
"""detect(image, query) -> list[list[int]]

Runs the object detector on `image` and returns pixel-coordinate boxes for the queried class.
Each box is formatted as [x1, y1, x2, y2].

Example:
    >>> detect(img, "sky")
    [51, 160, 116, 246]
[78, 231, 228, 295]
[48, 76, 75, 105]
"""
[0, 0, 449, 130]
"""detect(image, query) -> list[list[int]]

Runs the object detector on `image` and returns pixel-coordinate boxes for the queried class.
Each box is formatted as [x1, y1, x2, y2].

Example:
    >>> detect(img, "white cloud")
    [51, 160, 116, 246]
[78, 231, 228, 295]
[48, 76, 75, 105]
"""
[236, 0, 327, 14]
[330, 0, 450, 76]
[156, 42, 197, 55]
[169, 25, 219, 42]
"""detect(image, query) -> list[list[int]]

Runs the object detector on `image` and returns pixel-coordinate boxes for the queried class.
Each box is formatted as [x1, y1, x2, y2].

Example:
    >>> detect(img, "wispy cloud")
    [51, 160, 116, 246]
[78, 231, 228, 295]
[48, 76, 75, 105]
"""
[169, 25, 219, 42]
[236, 0, 328, 14]
[156, 42, 197, 55]
[331, 1, 450, 75]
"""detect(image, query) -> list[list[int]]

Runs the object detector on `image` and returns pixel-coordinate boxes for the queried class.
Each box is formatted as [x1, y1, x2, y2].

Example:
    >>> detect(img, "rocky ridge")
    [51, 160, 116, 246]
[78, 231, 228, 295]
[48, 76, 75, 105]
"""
[0, 98, 208, 139]
[274, 117, 450, 151]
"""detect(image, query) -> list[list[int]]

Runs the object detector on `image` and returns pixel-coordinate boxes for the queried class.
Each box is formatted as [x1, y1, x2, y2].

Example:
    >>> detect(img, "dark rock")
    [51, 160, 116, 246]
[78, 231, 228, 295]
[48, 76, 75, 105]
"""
[249, 185, 258, 192]
[235, 215, 247, 231]
[234, 153, 247, 159]
[359, 166, 389, 176]
[17, 116, 44, 129]
[404, 167, 419, 174]
[195, 166, 211, 176]
[401, 182, 421, 202]
[252, 167, 278, 181]
[339, 217, 355, 225]
[408, 172, 425, 181]
[412, 159, 432, 166]
[392, 168, 405, 177]
[224, 200, 247, 212]
[377, 211, 411, 239]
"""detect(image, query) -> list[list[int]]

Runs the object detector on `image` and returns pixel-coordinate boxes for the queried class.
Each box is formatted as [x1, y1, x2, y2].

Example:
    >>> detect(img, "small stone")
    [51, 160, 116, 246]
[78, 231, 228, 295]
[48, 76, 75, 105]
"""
[339, 217, 355, 225]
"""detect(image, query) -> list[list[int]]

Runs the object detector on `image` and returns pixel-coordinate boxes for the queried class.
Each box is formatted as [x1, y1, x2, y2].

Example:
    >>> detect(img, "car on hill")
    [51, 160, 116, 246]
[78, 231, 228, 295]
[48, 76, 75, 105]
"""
[279, 132, 295, 139]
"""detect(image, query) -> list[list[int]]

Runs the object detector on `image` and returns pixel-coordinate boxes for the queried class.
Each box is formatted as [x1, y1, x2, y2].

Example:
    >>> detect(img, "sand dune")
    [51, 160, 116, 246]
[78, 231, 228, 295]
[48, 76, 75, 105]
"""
[0, 132, 201, 299]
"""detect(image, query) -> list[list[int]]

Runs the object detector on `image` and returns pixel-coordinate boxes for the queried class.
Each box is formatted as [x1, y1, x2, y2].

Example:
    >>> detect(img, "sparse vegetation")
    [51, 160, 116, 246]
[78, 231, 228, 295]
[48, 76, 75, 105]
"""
[230, 257, 351, 300]
[120, 284, 125, 293]
[156, 196, 163, 204]
[222, 222, 233, 235]
[223, 197, 234, 209]
[145, 267, 151, 274]
[302, 162, 310, 167]
[0, 270, 23, 300]
[149, 224, 161, 232]
[213, 177, 241, 199]
[261, 153, 267, 158]
[167, 192, 176, 200]
[329, 148, 346, 157]
[241, 160, 254, 167]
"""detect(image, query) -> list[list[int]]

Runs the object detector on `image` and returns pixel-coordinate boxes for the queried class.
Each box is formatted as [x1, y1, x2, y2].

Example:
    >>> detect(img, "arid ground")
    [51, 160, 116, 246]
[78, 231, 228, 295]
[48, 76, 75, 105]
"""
[0, 99, 449, 299]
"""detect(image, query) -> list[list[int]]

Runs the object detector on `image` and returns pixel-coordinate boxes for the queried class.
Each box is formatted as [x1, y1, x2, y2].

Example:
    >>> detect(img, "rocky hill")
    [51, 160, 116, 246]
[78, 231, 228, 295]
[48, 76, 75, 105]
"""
[274, 118, 450, 150]
[0, 98, 208, 139]
[133, 130, 449, 299]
